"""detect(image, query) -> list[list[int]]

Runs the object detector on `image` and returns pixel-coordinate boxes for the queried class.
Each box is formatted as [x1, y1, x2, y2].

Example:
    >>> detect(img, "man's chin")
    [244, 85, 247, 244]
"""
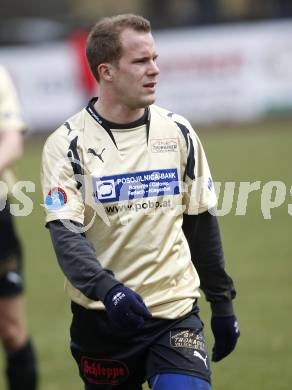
[140, 95, 156, 107]
[130, 95, 156, 110]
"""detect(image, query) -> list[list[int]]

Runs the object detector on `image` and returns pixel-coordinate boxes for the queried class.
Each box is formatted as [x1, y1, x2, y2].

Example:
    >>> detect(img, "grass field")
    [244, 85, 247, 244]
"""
[0, 118, 291, 389]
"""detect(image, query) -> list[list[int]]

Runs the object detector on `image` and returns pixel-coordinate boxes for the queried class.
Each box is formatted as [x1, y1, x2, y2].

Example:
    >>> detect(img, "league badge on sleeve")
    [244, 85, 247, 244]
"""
[45, 187, 68, 210]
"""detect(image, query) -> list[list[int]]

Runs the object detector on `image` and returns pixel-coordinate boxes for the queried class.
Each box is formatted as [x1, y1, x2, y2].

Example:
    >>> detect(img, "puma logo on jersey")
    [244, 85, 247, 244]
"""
[64, 121, 73, 135]
[194, 351, 208, 369]
[88, 148, 106, 163]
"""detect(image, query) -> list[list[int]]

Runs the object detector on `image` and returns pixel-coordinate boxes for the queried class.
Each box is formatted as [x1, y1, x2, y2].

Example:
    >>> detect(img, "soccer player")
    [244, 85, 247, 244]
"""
[0, 65, 38, 389]
[41, 14, 240, 390]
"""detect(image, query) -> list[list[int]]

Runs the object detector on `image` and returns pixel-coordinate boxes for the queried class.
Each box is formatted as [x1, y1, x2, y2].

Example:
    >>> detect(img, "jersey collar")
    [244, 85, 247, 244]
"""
[86, 98, 151, 147]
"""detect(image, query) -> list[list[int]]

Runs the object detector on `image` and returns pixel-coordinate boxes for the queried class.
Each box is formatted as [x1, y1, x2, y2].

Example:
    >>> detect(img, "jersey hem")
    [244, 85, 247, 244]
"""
[45, 214, 84, 226]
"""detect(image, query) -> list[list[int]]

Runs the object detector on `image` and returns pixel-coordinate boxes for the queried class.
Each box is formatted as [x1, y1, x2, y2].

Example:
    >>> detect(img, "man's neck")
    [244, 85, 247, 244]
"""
[94, 99, 145, 125]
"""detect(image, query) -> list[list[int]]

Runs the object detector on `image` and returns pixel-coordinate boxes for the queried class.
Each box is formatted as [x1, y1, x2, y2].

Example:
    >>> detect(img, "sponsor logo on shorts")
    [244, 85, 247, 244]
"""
[194, 350, 208, 369]
[170, 329, 206, 352]
[45, 187, 67, 210]
[81, 357, 129, 385]
[151, 138, 178, 153]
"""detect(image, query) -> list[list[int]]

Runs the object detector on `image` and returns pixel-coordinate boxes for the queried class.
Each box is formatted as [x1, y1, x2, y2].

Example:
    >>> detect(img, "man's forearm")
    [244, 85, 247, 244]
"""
[48, 220, 119, 301]
[182, 211, 236, 316]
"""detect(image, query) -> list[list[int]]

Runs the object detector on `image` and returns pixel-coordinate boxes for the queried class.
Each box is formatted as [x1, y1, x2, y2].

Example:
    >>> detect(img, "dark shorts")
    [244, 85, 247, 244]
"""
[70, 302, 211, 390]
[0, 202, 23, 297]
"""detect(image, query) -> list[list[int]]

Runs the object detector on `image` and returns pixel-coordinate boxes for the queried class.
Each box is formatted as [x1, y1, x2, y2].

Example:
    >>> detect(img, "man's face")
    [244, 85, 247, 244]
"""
[110, 29, 160, 109]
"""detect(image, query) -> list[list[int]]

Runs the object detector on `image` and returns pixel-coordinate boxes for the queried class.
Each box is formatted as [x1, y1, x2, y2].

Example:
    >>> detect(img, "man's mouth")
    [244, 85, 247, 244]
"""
[143, 82, 156, 90]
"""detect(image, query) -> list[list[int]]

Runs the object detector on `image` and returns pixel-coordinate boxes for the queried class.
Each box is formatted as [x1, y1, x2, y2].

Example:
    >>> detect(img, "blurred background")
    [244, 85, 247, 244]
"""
[0, 1, 291, 389]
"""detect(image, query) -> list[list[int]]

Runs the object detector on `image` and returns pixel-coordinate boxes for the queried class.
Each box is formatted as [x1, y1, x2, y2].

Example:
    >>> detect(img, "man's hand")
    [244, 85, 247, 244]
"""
[104, 284, 152, 332]
[211, 315, 240, 362]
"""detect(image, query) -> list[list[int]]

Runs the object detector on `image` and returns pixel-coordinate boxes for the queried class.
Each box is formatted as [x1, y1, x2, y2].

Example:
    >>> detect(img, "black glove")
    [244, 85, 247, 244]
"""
[211, 315, 240, 362]
[104, 284, 152, 332]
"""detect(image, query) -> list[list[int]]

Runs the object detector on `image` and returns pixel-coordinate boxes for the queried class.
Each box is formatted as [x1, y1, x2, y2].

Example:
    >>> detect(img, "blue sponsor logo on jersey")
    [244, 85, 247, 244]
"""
[93, 168, 180, 203]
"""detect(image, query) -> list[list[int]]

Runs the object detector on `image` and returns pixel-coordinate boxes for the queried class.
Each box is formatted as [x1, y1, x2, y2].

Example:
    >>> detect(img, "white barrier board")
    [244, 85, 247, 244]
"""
[0, 43, 86, 132]
[1, 20, 292, 131]
[154, 20, 292, 124]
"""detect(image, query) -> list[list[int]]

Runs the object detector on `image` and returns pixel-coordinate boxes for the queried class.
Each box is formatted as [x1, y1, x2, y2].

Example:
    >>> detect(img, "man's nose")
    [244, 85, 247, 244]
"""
[149, 60, 160, 76]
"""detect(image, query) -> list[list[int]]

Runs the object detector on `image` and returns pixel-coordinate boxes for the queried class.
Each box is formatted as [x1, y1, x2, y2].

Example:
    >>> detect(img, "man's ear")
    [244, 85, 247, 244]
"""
[97, 63, 113, 81]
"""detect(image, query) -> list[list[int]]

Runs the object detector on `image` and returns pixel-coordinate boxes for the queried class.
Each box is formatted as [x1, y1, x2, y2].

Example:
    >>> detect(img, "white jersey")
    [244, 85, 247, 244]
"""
[41, 100, 217, 319]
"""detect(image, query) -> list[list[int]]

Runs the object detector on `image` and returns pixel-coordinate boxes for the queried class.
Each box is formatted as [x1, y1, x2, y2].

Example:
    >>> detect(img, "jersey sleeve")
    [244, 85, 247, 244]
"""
[175, 115, 217, 214]
[41, 129, 85, 225]
[0, 66, 26, 133]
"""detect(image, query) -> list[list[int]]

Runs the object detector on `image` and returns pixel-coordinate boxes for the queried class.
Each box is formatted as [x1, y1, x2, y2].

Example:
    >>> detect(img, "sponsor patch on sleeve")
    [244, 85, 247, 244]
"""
[93, 168, 180, 203]
[45, 187, 67, 210]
